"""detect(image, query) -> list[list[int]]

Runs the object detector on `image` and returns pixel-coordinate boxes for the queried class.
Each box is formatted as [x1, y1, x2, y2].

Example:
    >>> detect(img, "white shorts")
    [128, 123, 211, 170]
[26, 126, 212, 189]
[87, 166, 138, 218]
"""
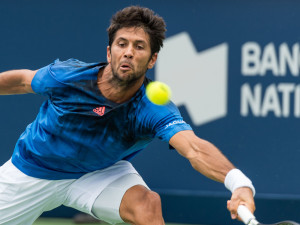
[0, 159, 149, 225]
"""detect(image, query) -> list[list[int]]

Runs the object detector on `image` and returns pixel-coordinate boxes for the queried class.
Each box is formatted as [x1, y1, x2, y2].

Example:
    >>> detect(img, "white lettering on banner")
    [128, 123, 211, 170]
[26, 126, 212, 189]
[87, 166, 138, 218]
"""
[241, 42, 300, 119]
[241, 83, 300, 117]
[165, 120, 185, 129]
[242, 42, 300, 76]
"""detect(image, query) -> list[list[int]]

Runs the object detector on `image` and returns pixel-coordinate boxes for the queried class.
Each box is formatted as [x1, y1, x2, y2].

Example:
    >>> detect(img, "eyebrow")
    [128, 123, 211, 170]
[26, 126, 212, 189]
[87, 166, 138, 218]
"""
[116, 37, 147, 45]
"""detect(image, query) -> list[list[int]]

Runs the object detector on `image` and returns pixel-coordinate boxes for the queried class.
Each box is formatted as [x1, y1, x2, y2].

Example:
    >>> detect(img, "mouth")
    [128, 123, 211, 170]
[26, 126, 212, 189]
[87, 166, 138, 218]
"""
[119, 62, 133, 71]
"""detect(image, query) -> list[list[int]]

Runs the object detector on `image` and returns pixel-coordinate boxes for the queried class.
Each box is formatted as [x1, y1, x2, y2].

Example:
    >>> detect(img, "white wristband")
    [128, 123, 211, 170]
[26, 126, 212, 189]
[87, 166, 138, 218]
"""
[224, 169, 256, 196]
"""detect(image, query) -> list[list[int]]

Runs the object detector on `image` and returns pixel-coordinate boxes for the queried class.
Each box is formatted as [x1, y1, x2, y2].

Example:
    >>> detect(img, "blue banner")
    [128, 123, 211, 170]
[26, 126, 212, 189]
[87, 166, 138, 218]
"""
[1, 0, 300, 224]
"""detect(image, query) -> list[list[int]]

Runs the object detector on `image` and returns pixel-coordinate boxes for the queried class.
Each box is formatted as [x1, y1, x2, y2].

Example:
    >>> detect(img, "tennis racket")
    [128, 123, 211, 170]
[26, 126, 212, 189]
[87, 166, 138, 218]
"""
[237, 205, 300, 225]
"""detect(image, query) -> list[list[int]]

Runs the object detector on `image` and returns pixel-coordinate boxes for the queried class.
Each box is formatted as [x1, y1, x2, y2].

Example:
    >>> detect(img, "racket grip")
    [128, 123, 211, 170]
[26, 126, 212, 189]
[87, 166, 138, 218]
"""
[237, 205, 256, 224]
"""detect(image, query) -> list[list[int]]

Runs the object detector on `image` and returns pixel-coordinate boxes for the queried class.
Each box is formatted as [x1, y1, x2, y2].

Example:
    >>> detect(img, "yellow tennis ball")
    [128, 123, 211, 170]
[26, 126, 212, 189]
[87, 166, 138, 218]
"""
[146, 81, 172, 105]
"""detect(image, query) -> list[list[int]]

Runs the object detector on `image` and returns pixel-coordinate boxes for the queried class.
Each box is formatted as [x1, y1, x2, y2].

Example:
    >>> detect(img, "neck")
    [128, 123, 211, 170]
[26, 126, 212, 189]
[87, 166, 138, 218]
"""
[97, 64, 144, 103]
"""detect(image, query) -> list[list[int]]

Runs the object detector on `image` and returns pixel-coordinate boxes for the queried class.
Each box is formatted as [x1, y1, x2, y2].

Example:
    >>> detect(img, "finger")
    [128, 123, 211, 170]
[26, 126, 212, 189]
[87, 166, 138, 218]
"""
[227, 200, 238, 219]
[227, 200, 230, 210]
[230, 200, 242, 220]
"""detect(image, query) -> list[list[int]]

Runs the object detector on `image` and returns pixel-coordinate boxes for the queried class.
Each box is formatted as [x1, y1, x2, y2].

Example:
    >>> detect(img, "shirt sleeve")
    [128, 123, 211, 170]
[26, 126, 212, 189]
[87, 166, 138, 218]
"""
[154, 103, 192, 142]
[31, 60, 64, 96]
[138, 96, 192, 143]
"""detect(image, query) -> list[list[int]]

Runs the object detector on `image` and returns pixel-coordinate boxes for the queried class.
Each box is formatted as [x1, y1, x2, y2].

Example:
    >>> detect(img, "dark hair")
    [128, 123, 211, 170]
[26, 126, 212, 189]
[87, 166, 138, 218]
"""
[107, 6, 166, 55]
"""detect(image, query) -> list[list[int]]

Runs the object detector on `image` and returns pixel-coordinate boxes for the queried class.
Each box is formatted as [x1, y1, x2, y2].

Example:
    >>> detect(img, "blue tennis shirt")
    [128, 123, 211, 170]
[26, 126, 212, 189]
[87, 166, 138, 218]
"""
[11, 59, 192, 180]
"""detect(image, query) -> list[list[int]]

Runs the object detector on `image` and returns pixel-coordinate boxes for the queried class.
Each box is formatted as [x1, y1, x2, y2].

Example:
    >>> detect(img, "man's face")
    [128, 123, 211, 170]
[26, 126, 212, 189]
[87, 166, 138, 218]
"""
[107, 27, 157, 86]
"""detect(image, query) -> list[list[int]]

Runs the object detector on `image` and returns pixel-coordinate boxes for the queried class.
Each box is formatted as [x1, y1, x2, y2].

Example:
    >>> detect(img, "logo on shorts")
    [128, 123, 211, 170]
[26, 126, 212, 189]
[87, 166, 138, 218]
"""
[93, 106, 106, 116]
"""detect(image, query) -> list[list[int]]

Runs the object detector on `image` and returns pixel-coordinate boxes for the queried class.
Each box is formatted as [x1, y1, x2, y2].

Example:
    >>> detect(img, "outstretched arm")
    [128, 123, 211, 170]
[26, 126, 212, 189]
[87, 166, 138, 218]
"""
[169, 130, 255, 219]
[0, 69, 37, 95]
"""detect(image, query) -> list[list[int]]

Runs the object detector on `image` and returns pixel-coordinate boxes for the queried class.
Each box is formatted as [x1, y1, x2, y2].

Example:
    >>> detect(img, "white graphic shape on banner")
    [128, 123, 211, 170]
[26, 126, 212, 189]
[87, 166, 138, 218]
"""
[155, 32, 228, 126]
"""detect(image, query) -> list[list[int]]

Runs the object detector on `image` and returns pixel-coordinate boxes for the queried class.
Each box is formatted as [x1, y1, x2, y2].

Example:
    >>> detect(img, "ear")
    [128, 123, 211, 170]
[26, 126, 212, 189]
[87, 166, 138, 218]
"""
[107, 46, 111, 63]
[147, 53, 158, 69]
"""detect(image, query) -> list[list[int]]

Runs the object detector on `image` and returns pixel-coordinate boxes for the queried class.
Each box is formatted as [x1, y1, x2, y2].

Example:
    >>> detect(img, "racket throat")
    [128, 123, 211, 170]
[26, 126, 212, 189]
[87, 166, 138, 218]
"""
[248, 218, 259, 225]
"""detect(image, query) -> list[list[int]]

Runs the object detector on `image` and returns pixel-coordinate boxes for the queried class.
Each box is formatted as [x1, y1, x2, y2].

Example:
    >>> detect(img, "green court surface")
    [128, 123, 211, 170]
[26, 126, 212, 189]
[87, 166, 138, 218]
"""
[33, 218, 202, 225]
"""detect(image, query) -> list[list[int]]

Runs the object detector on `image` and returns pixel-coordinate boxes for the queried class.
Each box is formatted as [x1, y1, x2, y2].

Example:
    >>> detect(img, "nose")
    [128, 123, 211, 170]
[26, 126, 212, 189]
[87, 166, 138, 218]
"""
[124, 46, 134, 59]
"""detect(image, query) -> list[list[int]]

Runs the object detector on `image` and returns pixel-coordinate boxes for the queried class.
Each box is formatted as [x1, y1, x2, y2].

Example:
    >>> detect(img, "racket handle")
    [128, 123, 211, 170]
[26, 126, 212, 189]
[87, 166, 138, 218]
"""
[237, 205, 257, 225]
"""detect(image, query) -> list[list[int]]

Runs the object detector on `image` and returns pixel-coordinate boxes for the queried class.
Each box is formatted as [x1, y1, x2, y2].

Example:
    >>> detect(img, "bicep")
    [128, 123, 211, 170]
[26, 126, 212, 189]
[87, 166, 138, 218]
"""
[0, 69, 37, 95]
[169, 130, 203, 159]
[21, 69, 37, 93]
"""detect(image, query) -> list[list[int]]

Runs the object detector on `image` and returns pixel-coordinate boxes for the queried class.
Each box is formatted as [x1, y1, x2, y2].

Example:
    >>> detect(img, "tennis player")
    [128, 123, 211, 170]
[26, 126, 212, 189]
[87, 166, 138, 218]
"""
[0, 6, 255, 225]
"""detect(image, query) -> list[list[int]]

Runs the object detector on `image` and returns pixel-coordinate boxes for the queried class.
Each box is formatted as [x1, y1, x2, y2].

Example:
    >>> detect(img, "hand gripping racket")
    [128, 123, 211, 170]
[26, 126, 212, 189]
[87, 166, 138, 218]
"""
[238, 205, 300, 225]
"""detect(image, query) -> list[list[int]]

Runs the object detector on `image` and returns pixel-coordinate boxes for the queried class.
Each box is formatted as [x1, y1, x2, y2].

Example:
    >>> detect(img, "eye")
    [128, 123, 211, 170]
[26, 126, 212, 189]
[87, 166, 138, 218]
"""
[136, 45, 144, 50]
[118, 42, 126, 47]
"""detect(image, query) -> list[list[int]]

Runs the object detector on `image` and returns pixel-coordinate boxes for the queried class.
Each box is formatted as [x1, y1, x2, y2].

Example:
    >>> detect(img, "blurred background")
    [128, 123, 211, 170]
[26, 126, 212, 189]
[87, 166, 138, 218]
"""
[1, 0, 300, 224]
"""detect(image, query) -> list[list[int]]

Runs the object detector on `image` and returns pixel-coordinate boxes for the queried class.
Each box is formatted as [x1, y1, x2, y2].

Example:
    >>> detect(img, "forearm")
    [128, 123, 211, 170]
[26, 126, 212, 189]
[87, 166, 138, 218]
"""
[0, 69, 35, 95]
[170, 131, 255, 219]
[187, 139, 234, 183]
[188, 140, 255, 196]
[170, 131, 255, 194]
[189, 144, 256, 220]
[170, 131, 234, 182]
